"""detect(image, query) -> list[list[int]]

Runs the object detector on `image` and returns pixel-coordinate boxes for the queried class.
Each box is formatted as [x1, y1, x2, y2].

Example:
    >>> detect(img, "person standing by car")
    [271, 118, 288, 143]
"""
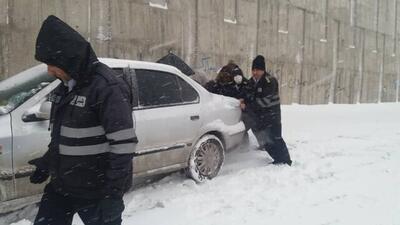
[229, 62, 249, 100]
[205, 61, 252, 144]
[204, 64, 236, 97]
[205, 61, 247, 99]
[242, 55, 292, 166]
[28, 15, 137, 225]
[225, 62, 254, 146]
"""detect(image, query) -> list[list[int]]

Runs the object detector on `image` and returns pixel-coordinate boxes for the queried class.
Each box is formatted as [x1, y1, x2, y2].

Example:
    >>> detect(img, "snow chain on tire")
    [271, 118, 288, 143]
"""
[186, 134, 225, 183]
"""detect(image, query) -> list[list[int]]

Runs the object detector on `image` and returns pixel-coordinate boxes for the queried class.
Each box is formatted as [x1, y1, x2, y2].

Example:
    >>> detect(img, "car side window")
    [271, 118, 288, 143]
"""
[136, 70, 181, 107]
[178, 77, 199, 103]
[136, 69, 199, 107]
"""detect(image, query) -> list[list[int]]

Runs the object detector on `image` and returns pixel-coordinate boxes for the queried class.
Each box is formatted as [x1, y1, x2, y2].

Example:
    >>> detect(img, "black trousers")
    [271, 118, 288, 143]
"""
[33, 185, 124, 225]
[242, 111, 257, 132]
[253, 123, 292, 164]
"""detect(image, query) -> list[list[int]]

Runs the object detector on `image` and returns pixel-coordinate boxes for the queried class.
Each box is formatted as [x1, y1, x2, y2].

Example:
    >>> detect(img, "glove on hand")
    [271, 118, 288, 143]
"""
[28, 158, 49, 184]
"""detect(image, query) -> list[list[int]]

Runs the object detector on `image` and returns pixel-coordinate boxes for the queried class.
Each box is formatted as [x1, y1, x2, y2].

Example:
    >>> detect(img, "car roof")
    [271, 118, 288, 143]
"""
[1, 58, 195, 91]
[99, 58, 183, 75]
[98, 58, 205, 92]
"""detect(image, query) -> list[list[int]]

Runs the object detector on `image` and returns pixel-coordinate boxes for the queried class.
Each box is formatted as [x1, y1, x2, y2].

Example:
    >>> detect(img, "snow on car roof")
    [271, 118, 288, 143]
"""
[0, 58, 194, 93]
[1, 58, 184, 84]
[99, 58, 183, 75]
[99, 58, 206, 93]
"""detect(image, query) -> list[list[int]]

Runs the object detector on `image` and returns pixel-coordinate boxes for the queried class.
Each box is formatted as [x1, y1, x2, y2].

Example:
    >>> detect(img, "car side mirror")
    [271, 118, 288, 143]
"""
[22, 101, 51, 122]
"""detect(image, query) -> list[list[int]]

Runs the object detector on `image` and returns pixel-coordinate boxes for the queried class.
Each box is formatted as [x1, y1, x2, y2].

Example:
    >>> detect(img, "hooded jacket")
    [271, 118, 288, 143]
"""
[34, 15, 137, 199]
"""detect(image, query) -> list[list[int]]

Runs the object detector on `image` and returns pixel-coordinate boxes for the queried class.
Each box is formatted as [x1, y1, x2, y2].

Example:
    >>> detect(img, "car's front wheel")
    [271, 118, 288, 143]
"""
[186, 134, 225, 182]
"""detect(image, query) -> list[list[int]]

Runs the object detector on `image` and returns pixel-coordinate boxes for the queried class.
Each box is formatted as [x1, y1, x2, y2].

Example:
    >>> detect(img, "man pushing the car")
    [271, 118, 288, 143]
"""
[29, 15, 137, 225]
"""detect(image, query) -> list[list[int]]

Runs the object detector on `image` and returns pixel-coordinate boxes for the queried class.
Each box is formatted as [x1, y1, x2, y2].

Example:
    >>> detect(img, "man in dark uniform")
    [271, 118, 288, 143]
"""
[243, 55, 292, 165]
[28, 15, 137, 225]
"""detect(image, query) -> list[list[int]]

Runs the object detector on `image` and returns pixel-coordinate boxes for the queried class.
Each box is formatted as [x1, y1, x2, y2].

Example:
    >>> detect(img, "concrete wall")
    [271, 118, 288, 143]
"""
[1, 0, 400, 104]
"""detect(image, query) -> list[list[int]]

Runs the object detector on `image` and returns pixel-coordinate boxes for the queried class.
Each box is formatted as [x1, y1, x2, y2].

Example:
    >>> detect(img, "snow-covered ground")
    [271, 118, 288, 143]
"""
[11, 103, 400, 225]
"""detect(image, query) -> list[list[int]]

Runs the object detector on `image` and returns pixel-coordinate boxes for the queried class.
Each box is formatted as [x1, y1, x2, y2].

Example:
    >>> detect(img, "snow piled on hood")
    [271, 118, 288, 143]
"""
[10, 103, 400, 225]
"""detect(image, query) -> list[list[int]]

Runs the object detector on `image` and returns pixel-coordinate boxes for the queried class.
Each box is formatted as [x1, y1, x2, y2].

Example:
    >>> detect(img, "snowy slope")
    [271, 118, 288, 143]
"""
[11, 103, 400, 225]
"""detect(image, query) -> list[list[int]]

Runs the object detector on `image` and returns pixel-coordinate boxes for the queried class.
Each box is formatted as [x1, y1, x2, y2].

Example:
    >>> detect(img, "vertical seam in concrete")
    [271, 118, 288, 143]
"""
[5, 0, 9, 25]
[87, 0, 91, 42]
[193, 0, 199, 68]
[234, 0, 238, 23]
[180, 12, 184, 58]
[325, 0, 329, 39]
[375, 0, 380, 51]
[350, 0, 357, 47]
[185, 1, 193, 64]
[277, 2, 280, 63]
[378, 34, 385, 103]
[385, 0, 390, 24]
[393, 0, 397, 55]
[277, 1, 280, 32]
[107, 0, 111, 56]
[350, 0, 354, 26]
[298, 9, 306, 104]
[4, 0, 10, 79]
[286, 3, 289, 32]
[357, 28, 365, 103]
[329, 20, 339, 104]
[38, 0, 42, 32]
[255, 0, 260, 54]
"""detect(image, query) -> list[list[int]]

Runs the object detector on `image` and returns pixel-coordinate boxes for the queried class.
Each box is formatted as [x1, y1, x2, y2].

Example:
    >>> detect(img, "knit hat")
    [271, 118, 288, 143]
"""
[252, 55, 265, 71]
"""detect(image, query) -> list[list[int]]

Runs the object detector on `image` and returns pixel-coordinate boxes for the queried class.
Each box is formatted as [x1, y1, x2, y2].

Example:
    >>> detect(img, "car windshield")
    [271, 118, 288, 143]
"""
[0, 64, 55, 115]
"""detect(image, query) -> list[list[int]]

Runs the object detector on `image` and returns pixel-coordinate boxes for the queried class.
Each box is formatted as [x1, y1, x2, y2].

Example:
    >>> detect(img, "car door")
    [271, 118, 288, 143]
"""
[6, 66, 126, 202]
[132, 69, 202, 176]
[0, 114, 13, 203]
[6, 69, 59, 200]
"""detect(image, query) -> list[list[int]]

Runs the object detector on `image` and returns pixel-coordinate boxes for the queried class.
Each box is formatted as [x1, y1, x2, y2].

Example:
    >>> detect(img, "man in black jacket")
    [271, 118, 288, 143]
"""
[243, 55, 292, 166]
[29, 15, 137, 225]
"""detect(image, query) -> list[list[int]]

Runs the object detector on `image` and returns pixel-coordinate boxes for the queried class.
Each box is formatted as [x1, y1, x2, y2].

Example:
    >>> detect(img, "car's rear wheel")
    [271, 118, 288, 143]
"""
[186, 134, 225, 182]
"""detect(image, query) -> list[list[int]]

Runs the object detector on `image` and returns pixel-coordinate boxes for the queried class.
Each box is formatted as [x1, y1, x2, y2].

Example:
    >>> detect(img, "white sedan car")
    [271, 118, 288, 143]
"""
[0, 58, 245, 213]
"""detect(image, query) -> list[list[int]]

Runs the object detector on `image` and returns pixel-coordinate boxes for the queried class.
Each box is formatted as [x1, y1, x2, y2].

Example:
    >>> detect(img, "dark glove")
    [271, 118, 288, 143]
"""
[28, 158, 49, 184]
[97, 197, 125, 223]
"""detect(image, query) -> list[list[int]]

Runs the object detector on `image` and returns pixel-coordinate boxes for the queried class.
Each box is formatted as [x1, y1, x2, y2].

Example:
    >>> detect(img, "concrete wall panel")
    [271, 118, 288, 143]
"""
[0, 0, 7, 79]
[1, 0, 398, 103]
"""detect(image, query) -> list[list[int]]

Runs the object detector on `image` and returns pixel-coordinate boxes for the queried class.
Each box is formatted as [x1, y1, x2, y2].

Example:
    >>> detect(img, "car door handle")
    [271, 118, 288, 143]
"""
[190, 115, 200, 121]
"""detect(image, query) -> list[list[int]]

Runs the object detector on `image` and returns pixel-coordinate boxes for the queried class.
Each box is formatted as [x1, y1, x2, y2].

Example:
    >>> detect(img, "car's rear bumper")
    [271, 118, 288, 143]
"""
[223, 121, 246, 150]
